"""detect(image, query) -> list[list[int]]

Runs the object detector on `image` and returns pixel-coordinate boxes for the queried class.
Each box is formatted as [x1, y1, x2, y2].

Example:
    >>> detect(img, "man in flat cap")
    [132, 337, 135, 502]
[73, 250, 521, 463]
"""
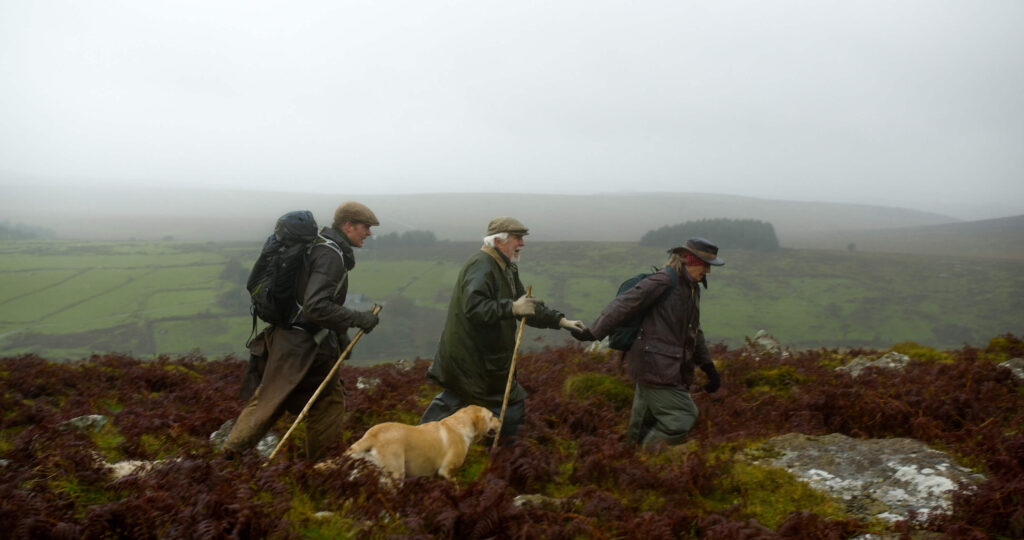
[573, 237, 725, 450]
[225, 201, 382, 460]
[419, 216, 587, 441]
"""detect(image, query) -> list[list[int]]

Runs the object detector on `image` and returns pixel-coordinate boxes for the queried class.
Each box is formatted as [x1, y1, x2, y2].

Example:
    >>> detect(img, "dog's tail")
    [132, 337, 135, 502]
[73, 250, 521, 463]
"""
[344, 439, 378, 465]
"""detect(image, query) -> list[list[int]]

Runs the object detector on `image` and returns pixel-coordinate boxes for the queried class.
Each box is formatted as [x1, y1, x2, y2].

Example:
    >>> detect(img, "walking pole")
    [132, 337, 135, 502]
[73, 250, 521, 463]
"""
[266, 304, 382, 465]
[493, 286, 530, 449]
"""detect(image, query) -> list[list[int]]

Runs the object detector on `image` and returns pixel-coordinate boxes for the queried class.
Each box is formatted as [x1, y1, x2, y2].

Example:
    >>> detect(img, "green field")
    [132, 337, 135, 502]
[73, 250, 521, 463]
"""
[1, 239, 1022, 363]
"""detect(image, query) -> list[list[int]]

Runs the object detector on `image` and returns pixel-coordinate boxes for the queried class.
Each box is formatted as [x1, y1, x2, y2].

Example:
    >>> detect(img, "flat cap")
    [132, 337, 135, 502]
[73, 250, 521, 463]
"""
[334, 201, 380, 227]
[486, 216, 529, 236]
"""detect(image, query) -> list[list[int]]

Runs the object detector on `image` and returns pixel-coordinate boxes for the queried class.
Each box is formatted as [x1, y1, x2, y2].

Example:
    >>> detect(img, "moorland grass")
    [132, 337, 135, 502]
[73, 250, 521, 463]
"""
[1, 240, 1022, 361]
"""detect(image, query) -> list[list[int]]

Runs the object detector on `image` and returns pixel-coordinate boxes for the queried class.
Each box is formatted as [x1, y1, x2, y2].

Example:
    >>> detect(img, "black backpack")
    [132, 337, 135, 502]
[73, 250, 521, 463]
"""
[607, 266, 678, 351]
[246, 210, 319, 328]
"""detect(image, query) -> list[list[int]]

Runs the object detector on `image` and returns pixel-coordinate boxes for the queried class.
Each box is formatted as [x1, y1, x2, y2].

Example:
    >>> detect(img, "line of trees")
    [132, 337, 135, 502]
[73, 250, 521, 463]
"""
[0, 221, 55, 240]
[640, 218, 779, 250]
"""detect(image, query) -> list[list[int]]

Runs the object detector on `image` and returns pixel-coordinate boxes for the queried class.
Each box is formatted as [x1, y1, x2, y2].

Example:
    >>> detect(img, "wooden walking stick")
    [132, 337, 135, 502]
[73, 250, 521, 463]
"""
[493, 286, 530, 449]
[266, 304, 382, 464]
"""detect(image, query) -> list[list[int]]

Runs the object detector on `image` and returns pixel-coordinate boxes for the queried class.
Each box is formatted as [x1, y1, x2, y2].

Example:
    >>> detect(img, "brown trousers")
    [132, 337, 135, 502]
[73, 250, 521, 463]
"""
[225, 326, 347, 461]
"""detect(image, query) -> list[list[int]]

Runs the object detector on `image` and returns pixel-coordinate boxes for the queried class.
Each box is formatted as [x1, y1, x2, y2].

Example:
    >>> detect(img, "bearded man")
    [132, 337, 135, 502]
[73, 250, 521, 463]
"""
[419, 216, 586, 441]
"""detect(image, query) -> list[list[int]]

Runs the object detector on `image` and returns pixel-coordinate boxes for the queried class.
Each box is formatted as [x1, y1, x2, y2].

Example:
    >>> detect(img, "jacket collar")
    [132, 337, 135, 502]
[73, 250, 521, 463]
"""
[322, 226, 356, 270]
[481, 244, 515, 272]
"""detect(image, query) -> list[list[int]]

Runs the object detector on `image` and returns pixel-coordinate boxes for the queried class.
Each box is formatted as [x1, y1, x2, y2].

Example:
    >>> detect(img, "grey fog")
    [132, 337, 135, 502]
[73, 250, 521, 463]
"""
[1, 0, 1023, 221]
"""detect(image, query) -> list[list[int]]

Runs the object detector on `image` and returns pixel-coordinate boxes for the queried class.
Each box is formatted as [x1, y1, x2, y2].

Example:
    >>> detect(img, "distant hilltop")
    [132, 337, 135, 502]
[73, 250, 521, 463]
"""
[0, 185, 956, 242]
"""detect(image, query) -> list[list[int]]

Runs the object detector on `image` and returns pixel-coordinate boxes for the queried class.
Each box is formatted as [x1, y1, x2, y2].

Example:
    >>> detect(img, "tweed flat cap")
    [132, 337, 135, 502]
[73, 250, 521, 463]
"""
[486, 216, 529, 236]
[334, 201, 380, 227]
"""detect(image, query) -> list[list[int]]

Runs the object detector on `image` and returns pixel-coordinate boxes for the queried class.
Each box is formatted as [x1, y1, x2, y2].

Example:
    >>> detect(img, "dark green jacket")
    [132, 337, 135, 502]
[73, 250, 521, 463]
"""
[427, 246, 565, 407]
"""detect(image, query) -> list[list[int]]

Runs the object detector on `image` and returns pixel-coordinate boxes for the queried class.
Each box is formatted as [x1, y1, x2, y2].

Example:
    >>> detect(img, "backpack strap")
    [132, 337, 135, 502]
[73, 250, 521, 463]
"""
[290, 234, 349, 331]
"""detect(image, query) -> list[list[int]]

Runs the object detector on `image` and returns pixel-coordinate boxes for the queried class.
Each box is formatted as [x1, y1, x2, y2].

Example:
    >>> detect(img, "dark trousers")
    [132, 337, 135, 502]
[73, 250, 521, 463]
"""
[627, 384, 698, 449]
[419, 389, 524, 442]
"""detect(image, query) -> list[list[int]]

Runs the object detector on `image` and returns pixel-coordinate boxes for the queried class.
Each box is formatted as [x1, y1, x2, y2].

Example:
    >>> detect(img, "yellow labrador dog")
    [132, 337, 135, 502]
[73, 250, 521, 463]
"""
[344, 405, 501, 481]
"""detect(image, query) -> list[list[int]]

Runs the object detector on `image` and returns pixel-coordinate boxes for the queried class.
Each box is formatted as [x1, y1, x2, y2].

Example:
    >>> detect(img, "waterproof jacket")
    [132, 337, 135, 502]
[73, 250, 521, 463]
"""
[589, 268, 713, 389]
[427, 246, 565, 407]
[239, 226, 357, 407]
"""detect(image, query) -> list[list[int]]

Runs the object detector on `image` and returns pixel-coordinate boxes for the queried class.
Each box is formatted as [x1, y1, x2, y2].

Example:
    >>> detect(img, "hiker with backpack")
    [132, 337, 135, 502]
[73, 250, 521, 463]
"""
[224, 202, 382, 461]
[419, 217, 587, 442]
[572, 237, 725, 450]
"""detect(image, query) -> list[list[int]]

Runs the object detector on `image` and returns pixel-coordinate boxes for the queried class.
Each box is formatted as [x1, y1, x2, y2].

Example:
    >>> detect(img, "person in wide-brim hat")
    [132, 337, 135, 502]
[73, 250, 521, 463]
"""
[572, 235, 726, 451]
[669, 237, 725, 267]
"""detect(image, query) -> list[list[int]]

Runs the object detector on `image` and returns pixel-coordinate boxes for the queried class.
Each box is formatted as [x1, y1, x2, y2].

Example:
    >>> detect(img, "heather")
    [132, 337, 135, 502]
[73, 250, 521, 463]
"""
[1, 335, 1022, 538]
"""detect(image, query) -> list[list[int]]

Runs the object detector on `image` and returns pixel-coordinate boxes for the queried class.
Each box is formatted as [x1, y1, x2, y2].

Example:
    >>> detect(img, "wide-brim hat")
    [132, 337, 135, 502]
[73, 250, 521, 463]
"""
[486, 216, 529, 236]
[669, 237, 725, 266]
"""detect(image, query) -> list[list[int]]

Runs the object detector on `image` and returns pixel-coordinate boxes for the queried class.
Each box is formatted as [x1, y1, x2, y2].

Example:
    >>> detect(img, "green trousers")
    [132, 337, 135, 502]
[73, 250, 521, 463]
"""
[627, 384, 699, 449]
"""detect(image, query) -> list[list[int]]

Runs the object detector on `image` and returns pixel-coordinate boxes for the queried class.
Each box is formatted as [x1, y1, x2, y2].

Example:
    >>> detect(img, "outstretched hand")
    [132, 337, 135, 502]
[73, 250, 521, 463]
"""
[570, 327, 596, 342]
[558, 318, 586, 332]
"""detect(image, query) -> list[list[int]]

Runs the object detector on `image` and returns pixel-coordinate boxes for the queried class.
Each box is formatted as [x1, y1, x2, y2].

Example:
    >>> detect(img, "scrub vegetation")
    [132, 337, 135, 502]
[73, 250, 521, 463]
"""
[1, 335, 1022, 538]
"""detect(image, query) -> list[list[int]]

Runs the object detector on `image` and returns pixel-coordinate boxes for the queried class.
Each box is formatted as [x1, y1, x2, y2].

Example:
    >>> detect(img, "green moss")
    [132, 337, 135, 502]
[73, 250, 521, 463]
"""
[743, 366, 807, 397]
[48, 477, 124, 517]
[815, 350, 853, 370]
[90, 423, 126, 462]
[888, 342, 953, 363]
[287, 491, 376, 539]
[97, 397, 123, 413]
[455, 444, 492, 483]
[562, 372, 634, 409]
[542, 438, 579, 498]
[707, 461, 845, 529]
[980, 335, 1024, 363]
[162, 364, 202, 379]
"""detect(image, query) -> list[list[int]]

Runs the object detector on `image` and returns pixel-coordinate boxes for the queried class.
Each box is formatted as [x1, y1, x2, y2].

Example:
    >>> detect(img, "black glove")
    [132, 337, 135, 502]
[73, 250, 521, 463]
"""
[352, 310, 379, 334]
[700, 362, 721, 393]
[570, 328, 596, 342]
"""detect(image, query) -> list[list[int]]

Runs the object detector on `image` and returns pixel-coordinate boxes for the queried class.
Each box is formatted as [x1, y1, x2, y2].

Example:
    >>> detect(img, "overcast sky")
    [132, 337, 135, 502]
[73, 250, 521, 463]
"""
[2, 1, 1022, 220]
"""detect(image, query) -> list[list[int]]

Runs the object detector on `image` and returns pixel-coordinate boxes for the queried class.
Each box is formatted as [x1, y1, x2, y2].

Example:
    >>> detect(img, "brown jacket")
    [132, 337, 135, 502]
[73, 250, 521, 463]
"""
[589, 268, 713, 388]
[239, 227, 357, 407]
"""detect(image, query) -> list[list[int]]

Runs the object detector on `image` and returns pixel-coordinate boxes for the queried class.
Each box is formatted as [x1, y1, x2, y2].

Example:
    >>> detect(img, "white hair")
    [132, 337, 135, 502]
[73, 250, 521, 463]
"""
[483, 232, 509, 248]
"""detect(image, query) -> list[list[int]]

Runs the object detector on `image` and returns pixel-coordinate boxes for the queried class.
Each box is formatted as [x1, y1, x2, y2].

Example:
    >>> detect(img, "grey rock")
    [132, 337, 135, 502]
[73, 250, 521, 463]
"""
[999, 357, 1024, 380]
[837, 352, 911, 378]
[750, 433, 985, 523]
[513, 494, 564, 509]
[745, 330, 789, 359]
[209, 418, 279, 458]
[59, 414, 109, 432]
[356, 377, 381, 390]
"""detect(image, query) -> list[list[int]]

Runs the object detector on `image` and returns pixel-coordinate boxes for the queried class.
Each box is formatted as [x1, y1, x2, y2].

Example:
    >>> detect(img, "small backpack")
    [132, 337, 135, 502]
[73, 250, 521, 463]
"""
[246, 210, 319, 328]
[607, 266, 678, 351]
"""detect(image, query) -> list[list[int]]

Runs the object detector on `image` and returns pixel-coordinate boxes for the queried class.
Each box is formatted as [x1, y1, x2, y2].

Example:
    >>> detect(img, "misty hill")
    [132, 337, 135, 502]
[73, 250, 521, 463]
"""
[791, 214, 1024, 258]
[1, 185, 957, 248]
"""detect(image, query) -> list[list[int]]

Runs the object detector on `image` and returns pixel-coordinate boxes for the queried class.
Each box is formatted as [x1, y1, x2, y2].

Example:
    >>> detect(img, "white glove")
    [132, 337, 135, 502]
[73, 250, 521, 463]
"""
[511, 295, 542, 317]
[559, 318, 586, 332]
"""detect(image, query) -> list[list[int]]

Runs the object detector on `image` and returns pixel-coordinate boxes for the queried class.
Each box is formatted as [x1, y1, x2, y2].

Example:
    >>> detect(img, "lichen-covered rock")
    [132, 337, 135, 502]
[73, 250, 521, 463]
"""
[750, 433, 985, 523]
[744, 329, 789, 359]
[58, 414, 109, 432]
[999, 357, 1024, 380]
[836, 352, 911, 378]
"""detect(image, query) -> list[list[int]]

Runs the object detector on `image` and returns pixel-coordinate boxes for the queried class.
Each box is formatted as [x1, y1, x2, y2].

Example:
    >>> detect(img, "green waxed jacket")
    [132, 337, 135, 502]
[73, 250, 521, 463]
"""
[426, 246, 565, 407]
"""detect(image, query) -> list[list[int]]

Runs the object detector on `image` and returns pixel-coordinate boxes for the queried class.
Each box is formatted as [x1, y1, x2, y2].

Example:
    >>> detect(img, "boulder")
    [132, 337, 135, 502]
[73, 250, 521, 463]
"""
[749, 433, 985, 523]
[999, 357, 1024, 380]
[837, 352, 911, 378]
[58, 414, 109, 432]
[744, 330, 789, 359]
